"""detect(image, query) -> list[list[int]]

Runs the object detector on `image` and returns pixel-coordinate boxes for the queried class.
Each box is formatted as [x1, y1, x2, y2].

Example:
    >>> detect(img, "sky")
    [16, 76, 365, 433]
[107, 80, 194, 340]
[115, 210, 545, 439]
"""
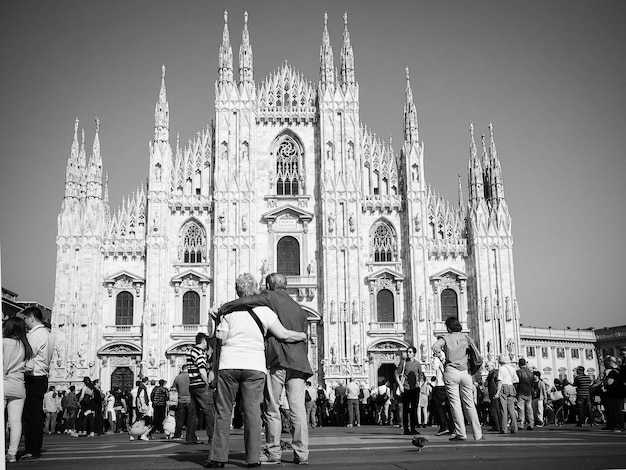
[1, 0, 625, 330]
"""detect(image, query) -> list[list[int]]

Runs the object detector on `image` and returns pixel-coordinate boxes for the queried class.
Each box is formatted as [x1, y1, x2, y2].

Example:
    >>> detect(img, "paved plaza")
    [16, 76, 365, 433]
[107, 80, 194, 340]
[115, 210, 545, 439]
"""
[10, 424, 626, 470]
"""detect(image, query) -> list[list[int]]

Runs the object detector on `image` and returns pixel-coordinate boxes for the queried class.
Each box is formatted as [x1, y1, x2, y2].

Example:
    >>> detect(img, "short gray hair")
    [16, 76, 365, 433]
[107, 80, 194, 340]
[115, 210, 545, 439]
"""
[235, 273, 259, 297]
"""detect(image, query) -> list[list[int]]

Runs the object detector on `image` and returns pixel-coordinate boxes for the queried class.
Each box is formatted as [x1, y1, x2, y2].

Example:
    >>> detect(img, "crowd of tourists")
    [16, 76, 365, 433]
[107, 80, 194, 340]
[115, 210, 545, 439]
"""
[4, 291, 626, 466]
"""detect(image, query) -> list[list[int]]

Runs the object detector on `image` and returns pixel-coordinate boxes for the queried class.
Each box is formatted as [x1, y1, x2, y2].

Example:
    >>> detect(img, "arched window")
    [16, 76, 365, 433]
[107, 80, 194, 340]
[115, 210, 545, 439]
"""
[372, 221, 396, 262]
[181, 221, 206, 263]
[440, 288, 458, 321]
[377, 289, 394, 323]
[182, 291, 200, 325]
[277, 236, 300, 276]
[275, 136, 301, 196]
[115, 291, 133, 326]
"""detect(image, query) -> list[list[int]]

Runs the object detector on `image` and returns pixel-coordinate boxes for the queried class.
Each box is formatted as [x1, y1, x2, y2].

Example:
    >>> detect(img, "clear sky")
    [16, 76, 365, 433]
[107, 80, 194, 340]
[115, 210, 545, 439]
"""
[1, 0, 625, 329]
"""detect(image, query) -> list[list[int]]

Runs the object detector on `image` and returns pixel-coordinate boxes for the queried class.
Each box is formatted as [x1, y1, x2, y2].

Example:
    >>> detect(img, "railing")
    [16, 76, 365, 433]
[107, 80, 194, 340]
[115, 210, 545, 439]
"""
[171, 324, 202, 339]
[368, 321, 405, 334]
[103, 325, 142, 339]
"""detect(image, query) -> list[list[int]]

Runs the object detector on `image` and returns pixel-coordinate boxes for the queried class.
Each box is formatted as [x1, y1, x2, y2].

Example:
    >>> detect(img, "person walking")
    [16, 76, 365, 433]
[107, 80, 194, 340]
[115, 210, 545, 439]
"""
[395, 346, 422, 435]
[3, 316, 34, 463]
[432, 317, 483, 441]
[431, 351, 454, 436]
[218, 272, 313, 465]
[205, 273, 307, 468]
[171, 364, 197, 442]
[305, 381, 317, 428]
[21, 306, 55, 460]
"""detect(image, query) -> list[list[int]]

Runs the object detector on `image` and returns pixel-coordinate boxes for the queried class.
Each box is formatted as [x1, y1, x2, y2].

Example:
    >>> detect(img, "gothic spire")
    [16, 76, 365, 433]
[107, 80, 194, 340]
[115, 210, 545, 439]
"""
[154, 65, 169, 142]
[238, 11, 254, 85]
[218, 10, 234, 84]
[458, 173, 464, 209]
[339, 11, 355, 89]
[320, 11, 335, 90]
[78, 127, 87, 200]
[64, 118, 80, 199]
[468, 121, 484, 205]
[403, 67, 419, 143]
[489, 122, 505, 200]
[86, 116, 103, 199]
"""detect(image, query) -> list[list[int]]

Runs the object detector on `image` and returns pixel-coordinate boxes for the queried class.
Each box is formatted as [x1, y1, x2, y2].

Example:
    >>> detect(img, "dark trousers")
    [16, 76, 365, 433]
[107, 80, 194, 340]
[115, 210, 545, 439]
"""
[605, 397, 625, 430]
[190, 385, 215, 440]
[402, 388, 419, 432]
[24, 375, 48, 455]
[576, 397, 593, 425]
[489, 398, 502, 430]
[431, 386, 453, 431]
[153, 405, 167, 433]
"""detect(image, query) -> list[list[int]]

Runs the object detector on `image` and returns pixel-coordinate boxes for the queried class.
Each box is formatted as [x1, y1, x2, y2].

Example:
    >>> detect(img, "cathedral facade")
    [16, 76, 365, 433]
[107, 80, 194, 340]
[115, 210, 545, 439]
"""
[52, 11, 521, 392]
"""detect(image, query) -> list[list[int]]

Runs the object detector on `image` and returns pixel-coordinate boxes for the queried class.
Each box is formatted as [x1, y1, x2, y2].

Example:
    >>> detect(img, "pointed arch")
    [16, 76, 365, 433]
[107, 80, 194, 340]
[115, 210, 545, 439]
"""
[271, 130, 304, 196]
[370, 219, 397, 263]
[179, 219, 207, 263]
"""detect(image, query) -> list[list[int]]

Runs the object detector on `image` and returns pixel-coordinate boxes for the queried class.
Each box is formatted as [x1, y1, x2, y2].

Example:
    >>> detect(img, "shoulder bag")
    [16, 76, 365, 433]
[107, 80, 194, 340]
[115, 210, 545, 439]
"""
[466, 335, 483, 375]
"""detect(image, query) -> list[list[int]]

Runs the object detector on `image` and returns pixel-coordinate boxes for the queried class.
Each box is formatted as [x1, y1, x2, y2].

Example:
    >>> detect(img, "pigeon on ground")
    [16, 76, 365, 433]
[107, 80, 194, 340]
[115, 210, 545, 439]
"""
[411, 436, 428, 452]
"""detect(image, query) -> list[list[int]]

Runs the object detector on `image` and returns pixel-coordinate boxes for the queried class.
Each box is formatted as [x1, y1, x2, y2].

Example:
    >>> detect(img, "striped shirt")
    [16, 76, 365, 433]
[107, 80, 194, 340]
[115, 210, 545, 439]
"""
[187, 345, 208, 390]
[573, 373, 592, 398]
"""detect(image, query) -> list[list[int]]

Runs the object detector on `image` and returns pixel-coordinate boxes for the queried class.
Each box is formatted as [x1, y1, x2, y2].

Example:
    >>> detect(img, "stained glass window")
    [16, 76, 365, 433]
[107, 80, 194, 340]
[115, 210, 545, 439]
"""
[372, 222, 395, 262]
[183, 291, 200, 325]
[277, 236, 300, 275]
[115, 291, 133, 326]
[276, 136, 300, 196]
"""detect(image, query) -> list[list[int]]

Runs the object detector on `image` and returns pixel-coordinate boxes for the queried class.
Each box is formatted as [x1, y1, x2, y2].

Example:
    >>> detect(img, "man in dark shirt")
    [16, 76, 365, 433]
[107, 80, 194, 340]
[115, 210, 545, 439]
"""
[516, 358, 534, 430]
[486, 361, 501, 431]
[171, 364, 197, 442]
[573, 366, 593, 426]
[218, 272, 312, 465]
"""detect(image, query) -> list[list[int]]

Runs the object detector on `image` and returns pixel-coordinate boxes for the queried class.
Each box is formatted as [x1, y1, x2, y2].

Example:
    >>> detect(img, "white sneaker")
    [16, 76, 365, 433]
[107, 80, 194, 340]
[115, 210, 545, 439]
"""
[129, 436, 135, 441]
[140, 435, 150, 441]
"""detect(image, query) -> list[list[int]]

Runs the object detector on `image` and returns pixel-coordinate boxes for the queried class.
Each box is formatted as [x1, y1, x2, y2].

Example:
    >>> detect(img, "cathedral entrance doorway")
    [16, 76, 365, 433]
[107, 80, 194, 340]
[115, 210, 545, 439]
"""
[377, 363, 396, 387]
[111, 367, 134, 392]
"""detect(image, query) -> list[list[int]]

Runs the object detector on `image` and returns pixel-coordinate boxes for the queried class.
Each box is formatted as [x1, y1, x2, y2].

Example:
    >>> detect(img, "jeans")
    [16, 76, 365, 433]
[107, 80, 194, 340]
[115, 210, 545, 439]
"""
[190, 385, 215, 441]
[175, 397, 197, 441]
[305, 401, 317, 427]
[517, 394, 533, 428]
[532, 398, 544, 425]
[499, 384, 518, 433]
[4, 396, 25, 456]
[212, 369, 265, 464]
[490, 398, 502, 430]
[347, 399, 360, 425]
[576, 396, 593, 425]
[264, 366, 309, 462]
[45, 411, 58, 433]
[443, 366, 483, 440]
[24, 375, 48, 454]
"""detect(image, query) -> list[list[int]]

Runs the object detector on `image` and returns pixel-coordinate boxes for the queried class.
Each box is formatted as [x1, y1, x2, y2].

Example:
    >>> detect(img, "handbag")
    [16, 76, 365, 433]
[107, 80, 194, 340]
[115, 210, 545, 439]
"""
[396, 360, 407, 396]
[466, 336, 483, 375]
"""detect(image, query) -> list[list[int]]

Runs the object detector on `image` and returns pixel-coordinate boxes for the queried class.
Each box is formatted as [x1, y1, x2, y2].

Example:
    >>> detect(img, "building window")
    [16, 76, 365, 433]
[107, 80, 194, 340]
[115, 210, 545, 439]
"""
[440, 289, 458, 321]
[275, 136, 301, 196]
[115, 291, 133, 326]
[182, 291, 200, 325]
[556, 348, 565, 359]
[371, 221, 396, 262]
[541, 347, 548, 358]
[585, 349, 594, 360]
[376, 289, 394, 323]
[181, 221, 206, 263]
[558, 367, 567, 381]
[526, 346, 535, 358]
[277, 236, 300, 276]
[571, 348, 580, 359]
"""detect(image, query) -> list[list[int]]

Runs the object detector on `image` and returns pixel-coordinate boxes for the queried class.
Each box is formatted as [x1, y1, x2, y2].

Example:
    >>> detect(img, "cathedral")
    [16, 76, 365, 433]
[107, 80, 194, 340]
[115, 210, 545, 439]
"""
[51, 11, 520, 392]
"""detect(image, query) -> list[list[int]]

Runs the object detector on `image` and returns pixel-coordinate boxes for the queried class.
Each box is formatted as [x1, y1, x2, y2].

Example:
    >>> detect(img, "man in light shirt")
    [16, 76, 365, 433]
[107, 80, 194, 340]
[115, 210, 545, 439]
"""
[21, 306, 55, 460]
[346, 378, 361, 427]
[43, 386, 58, 434]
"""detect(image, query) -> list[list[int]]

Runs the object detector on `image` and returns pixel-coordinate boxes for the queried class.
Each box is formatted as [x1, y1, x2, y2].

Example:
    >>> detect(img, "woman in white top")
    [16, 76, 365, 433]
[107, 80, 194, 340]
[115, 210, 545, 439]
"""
[3, 317, 34, 463]
[206, 273, 306, 469]
[494, 353, 518, 433]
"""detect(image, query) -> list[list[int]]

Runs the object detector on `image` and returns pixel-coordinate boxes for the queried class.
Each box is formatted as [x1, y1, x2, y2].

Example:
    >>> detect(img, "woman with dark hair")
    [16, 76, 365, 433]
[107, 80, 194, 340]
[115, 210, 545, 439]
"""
[72, 377, 96, 437]
[432, 317, 483, 441]
[3, 317, 34, 462]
